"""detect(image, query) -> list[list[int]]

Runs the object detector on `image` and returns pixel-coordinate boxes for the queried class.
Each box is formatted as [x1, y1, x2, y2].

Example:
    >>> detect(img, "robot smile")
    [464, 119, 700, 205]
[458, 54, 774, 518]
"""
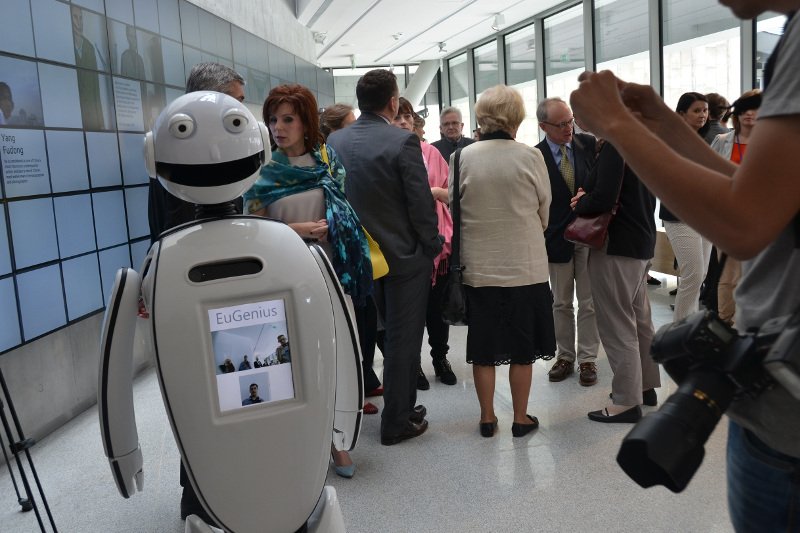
[157, 153, 264, 187]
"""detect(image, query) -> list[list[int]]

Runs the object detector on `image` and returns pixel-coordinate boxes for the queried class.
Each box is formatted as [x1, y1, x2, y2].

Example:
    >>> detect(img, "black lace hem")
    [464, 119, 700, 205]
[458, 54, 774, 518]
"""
[467, 353, 555, 366]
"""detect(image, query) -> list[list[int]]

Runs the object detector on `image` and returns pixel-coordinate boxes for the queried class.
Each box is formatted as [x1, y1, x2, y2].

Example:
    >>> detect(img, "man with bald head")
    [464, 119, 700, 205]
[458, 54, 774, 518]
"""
[536, 97, 600, 388]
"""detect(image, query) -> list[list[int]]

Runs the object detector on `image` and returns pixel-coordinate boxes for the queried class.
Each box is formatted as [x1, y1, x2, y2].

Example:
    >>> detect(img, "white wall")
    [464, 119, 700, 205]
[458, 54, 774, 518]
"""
[187, 0, 316, 62]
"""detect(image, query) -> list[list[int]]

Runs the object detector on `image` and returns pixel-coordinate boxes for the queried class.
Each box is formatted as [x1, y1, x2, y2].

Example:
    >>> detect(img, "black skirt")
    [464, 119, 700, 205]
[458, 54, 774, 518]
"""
[465, 282, 556, 366]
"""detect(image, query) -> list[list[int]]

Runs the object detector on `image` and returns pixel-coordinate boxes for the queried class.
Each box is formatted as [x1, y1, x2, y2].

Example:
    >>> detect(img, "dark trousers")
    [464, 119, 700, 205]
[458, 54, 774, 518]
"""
[373, 266, 431, 436]
[354, 296, 381, 392]
[425, 272, 450, 361]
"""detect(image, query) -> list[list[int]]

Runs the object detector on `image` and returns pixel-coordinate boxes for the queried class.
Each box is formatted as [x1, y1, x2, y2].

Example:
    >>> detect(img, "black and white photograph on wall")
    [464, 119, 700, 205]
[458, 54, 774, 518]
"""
[208, 298, 295, 412]
[0, 56, 43, 128]
[108, 21, 165, 84]
[71, 5, 115, 130]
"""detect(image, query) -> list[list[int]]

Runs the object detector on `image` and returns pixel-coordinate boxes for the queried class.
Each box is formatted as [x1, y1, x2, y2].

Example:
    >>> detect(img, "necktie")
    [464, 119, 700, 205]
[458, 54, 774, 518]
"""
[559, 144, 575, 194]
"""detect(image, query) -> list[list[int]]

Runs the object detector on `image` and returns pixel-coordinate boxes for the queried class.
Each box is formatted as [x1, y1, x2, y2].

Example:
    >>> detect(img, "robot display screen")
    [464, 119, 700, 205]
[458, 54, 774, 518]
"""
[208, 298, 295, 412]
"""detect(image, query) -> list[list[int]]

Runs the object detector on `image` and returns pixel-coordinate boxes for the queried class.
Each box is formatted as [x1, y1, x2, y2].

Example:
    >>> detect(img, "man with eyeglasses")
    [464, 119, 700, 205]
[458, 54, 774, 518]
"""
[536, 97, 600, 387]
[431, 106, 475, 162]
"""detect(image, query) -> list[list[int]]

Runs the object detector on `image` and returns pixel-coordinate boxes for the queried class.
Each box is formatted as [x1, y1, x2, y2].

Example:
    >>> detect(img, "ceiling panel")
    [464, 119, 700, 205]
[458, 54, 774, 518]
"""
[307, 0, 567, 68]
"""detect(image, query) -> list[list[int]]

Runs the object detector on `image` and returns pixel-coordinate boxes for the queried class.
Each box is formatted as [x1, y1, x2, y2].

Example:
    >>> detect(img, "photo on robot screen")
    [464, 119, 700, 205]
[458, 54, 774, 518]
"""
[207, 299, 295, 413]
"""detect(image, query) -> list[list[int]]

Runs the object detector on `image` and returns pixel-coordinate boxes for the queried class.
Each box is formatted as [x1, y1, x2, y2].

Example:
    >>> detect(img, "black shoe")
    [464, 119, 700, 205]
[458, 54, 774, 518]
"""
[642, 388, 657, 406]
[409, 404, 427, 424]
[511, 415, 539, 437]
[647, 275, 662, 286]
[432, 357, 457, 385]
[588, 405, 642, 423]
[180, 489, 217, 526]
[381, 420, 429, 446]
[479, 418, 498, 438]
[669, 288, 678, 296]
[416, 367, 430, 390]
[609, 389, 658, 407]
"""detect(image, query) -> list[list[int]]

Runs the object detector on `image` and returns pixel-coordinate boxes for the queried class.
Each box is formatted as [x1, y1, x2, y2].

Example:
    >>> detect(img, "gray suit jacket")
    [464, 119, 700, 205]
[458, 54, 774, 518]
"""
[327, 112, 442, 275]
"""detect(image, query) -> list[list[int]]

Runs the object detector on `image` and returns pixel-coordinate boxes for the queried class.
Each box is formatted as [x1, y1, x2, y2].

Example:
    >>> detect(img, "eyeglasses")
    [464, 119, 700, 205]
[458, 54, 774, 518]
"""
[441, 121, 462, 128]
[541, 118, 574, 129]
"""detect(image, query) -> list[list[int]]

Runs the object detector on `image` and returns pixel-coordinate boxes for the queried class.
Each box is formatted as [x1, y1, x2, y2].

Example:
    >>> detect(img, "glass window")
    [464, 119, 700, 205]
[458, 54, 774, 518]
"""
[9, 198, 58, 269]
[0, 56, 44, 127]
[17, 264, 66, 341]
[0, 206, 11, 275]
[31, 0, 74, 65]
[407, 64, 441, 143]
[1, 0, 36, 57]
[0, 278, 21, 351]
[544, 4, 584, 101]
[54, 194, 96, 257]
[62, 253, 103, 320]
[662, 0, 740, 110]
[98, 244, 131, 304]
[93, 190, 128, 248]
[473, 41, 498, 100]
[133, 0, 159, 34]
[505, 24, 538, 146]
[47, 131, 90, 193]
[595, 0, 650, 85]
[448, 53, 471, 130]
[125, 186, 150, 240]
[86, 132, 122, 187]
[158, 0, 181, 41]
[756, 13, 788, 89]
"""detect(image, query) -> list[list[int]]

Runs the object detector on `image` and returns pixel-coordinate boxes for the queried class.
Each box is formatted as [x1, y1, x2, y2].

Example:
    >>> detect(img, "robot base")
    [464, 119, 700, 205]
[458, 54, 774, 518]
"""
[184, 486, 345, 533]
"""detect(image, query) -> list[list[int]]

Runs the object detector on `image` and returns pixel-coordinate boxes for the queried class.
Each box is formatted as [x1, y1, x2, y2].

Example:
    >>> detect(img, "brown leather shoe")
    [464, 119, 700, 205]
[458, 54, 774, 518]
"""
[381, 420, 429, 446]
[548, 359, 574, 382]
[579, 362, 598, 386]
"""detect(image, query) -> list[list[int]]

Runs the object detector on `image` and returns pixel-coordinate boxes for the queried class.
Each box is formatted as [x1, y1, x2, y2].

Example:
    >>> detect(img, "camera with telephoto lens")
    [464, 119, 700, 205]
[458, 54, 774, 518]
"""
[616, 308, 800, 493]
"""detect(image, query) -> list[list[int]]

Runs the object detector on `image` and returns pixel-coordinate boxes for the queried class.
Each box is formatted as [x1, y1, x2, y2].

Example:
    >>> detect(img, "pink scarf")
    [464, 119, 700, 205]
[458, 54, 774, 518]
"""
[420, 141, 453, 284]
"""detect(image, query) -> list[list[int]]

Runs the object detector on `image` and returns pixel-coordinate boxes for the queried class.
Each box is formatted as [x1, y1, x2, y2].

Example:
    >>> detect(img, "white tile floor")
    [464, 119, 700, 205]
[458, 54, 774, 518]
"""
[0, 276, 734, 532]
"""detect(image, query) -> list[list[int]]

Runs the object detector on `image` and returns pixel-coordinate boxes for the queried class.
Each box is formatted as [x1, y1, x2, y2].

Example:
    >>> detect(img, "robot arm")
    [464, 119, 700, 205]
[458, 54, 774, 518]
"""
[98, 268, 144, 498]
[309, 245, 363, 452]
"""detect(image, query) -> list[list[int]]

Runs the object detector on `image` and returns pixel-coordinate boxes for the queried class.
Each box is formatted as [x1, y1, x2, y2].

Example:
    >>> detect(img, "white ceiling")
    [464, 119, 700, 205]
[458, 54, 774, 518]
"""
[299, 0, 566, 68]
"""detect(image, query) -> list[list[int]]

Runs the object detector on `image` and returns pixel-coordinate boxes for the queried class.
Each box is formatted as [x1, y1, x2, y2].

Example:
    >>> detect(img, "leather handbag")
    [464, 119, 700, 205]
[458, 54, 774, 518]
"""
[563, 146, 624, 250]
[440, 148, 468, 326]
[563, 209, 617, 250]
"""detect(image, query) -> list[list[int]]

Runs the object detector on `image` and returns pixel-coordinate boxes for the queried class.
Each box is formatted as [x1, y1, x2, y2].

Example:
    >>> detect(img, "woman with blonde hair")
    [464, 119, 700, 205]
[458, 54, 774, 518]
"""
[452, 85, 555, 438]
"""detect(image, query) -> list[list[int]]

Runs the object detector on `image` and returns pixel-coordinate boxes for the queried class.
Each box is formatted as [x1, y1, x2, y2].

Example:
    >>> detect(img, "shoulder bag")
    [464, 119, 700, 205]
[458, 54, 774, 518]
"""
[440, 148, 468, 326]
[563, 143, 624, 250]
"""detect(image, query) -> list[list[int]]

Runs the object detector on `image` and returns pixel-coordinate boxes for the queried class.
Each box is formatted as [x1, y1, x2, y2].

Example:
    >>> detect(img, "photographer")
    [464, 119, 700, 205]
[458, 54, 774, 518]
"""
[570, 3, 799, 531]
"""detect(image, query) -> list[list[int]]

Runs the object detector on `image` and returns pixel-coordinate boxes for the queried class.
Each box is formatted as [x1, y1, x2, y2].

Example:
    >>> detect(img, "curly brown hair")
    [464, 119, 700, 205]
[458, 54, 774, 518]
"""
[263, 84, 324, 153]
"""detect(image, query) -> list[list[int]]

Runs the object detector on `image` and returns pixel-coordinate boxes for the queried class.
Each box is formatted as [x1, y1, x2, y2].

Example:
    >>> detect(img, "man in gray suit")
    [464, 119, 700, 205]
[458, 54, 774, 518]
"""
[327, 69, 442, 446]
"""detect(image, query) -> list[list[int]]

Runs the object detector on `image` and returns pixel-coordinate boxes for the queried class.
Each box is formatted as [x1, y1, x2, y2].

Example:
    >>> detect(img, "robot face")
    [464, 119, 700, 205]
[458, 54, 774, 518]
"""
[144, 91, 271, 205]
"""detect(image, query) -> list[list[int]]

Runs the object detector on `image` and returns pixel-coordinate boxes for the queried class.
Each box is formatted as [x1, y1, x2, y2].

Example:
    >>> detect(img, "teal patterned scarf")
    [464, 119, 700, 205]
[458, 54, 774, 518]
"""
[243, 144, 373, 305]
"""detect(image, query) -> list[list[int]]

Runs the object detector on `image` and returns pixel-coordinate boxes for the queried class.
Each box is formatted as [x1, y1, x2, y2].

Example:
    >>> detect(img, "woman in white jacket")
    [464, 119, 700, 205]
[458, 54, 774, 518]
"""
[709, 89, 761, 324]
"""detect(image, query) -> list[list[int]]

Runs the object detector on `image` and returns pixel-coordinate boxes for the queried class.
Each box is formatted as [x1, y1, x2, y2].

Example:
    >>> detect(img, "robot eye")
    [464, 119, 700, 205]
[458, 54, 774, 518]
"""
[168, 114, 195, 138]
[223, 110, 249, 133]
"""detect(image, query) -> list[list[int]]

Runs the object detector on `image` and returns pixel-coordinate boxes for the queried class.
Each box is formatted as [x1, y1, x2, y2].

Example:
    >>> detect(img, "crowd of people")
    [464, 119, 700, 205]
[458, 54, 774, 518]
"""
[151, 1, 800, 525]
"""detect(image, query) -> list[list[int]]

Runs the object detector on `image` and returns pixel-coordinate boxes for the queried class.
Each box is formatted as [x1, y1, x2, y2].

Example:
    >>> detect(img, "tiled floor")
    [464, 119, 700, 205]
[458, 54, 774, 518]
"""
[0, 275, 734, 532]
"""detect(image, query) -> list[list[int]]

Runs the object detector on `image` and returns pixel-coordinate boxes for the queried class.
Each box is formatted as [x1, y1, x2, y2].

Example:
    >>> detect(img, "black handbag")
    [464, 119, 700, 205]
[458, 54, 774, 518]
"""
[440, 148, 468, 326]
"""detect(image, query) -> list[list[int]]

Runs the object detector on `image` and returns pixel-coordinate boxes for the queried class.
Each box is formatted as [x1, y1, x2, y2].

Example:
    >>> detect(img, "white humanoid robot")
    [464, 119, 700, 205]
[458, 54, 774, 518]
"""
[98, 91, 363, 533]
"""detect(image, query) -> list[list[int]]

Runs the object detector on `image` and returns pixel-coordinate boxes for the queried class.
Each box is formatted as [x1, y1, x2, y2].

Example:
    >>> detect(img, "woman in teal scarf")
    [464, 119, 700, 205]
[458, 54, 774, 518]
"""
[244, 83, 370, 479]
[244, 84, 372, 307]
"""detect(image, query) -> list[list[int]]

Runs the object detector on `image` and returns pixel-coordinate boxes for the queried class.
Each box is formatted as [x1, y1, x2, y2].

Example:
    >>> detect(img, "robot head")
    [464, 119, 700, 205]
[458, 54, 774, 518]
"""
[144, 91, 270, 205]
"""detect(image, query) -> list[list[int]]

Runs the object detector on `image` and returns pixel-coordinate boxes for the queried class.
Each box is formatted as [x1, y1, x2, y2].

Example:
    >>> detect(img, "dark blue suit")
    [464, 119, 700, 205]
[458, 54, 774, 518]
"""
[536, 132, 600, 365]
[537, 133, 597, 263]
